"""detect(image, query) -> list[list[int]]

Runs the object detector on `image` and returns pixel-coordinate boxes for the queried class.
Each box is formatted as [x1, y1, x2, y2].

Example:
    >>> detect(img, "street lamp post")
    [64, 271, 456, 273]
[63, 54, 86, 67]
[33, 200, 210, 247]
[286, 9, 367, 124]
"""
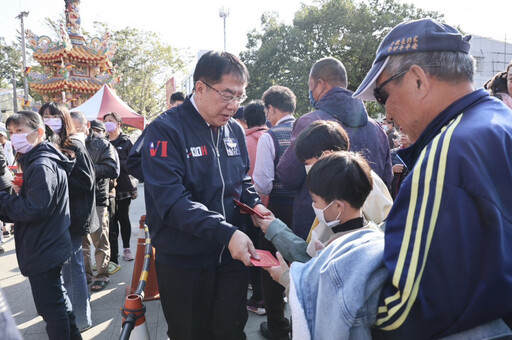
[16, 11, 29, 103]
[219, 7, 229, 51]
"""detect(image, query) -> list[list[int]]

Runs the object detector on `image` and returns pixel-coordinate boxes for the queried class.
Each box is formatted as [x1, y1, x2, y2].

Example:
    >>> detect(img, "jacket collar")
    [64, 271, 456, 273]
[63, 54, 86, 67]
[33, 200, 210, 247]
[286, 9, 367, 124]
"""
[398, 88, 488, 169]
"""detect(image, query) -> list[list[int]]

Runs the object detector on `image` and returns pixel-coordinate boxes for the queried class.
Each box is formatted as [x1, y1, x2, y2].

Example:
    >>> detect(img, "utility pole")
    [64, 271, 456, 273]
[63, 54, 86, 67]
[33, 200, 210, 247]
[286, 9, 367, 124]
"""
[12, 70, 18, 113]
[219, 7, 229, 51]
[16, 11, 29, 103]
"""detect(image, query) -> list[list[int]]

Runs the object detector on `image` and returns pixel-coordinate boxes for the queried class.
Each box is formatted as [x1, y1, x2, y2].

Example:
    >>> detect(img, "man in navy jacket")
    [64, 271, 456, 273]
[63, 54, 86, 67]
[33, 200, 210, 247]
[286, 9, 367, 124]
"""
[353, 18, 512, 339]
[141, 51, 268, 340]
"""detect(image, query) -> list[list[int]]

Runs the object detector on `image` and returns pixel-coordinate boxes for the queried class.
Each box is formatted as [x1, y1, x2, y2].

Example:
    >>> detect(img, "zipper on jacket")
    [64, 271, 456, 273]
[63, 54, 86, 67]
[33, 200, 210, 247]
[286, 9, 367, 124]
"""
[211, 128, 227, 263]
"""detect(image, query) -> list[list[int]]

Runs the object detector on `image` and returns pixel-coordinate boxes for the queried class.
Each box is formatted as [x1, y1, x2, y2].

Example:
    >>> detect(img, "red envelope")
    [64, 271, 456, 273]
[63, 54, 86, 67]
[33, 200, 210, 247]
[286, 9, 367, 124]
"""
[233, 199, 264, 219]
[12, 173, 23, 187]
[250, 250, 280, 267]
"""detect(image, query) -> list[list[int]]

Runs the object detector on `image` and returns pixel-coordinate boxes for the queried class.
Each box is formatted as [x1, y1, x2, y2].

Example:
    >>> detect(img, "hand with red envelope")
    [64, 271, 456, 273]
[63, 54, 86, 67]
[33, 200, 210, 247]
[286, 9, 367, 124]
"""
[11, 173, 23, 194]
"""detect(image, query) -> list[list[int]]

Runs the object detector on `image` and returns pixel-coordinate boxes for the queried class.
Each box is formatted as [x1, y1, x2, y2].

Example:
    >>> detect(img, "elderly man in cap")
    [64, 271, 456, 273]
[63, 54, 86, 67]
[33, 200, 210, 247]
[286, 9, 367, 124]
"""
[71, 115, 120, 290]
[353, 18, 512, 339]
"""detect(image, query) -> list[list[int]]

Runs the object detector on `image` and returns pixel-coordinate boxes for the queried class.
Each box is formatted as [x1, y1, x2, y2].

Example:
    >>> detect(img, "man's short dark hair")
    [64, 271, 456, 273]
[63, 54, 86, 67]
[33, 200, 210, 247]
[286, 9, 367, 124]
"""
[310, 57, 347, 88]
[193, 50, 249, 85]
[295, 120, 350, 162]
[243, 101, 266, 128]
[170, 92, 186, 104]
[307, 151, 373, 209]
[261, 85, 296, 113]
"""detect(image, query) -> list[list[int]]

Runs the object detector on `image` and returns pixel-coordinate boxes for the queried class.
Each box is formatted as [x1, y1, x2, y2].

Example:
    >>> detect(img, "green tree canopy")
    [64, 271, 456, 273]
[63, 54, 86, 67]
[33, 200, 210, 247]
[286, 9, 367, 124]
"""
[240, 0, 443, 117]
[0, 37, 23, 89]
[102, 26, 190, 119]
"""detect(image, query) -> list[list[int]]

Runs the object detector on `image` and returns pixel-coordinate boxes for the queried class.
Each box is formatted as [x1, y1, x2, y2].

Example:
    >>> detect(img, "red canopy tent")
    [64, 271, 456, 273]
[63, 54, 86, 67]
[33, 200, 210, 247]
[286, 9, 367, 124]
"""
[73, 85, 146, 130]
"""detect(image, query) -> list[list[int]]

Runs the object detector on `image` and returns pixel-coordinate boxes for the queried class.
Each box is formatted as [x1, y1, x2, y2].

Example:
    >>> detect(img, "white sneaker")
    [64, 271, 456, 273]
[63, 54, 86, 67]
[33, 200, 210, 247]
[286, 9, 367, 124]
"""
[123, 248, 134, 261]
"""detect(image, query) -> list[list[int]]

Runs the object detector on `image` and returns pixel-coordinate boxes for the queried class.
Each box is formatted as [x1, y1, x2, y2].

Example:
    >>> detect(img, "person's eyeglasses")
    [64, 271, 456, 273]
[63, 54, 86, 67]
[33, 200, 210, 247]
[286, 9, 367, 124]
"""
[373, 69, 409, 106]
[202, 81, 247, 104]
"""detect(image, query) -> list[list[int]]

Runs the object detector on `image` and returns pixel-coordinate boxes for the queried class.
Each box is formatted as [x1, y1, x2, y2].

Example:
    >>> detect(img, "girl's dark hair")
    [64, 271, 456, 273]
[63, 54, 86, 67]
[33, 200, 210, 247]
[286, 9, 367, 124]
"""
[6, 110, 45, 131]
[484, 71, 509, 96]
[38, 102, 76, 158]
[307, 151, 373, 209]
[295, 120, 350, 162]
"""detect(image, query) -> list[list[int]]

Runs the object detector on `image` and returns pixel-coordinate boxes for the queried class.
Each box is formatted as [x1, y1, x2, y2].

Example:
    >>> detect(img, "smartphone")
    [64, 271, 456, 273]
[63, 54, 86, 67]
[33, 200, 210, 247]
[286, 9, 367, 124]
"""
[233, 199, 264, 219]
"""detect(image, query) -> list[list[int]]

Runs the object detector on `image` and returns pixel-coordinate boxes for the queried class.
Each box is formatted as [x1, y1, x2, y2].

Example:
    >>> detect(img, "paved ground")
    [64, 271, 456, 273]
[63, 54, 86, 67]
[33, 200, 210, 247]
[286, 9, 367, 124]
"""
[1, 183, 288, 339]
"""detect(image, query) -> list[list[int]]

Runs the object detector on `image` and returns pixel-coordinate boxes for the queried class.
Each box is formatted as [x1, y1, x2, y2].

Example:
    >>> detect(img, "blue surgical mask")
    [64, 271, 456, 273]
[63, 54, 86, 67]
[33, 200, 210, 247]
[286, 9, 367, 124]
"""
[309, 90, 317, 109]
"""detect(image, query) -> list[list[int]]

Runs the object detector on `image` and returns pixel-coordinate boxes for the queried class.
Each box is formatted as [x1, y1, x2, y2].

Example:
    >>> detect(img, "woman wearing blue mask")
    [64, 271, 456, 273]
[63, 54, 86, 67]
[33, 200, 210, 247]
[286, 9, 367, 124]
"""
[1, 111, 81, 339]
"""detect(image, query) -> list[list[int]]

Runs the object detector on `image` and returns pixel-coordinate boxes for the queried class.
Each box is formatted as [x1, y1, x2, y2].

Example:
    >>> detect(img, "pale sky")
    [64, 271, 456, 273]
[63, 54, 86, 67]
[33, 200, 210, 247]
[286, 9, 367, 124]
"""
[1, 0, 511, 62]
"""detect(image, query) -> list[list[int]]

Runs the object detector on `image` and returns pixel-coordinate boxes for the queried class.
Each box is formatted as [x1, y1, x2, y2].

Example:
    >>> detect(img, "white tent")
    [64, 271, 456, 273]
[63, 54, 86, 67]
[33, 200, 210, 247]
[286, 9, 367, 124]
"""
[73, 85, 146, 130]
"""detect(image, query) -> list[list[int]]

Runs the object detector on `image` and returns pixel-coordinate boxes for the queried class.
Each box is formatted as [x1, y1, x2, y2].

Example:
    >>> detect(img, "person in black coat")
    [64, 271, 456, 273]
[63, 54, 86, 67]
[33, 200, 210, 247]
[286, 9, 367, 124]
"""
[39, 102, 96, 331]
[104, 112, 137, 264]
[1, 110, 80, 339]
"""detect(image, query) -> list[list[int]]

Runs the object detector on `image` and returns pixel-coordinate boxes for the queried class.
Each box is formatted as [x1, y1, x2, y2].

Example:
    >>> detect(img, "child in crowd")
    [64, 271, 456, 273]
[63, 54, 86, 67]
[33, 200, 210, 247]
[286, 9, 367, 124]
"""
[261, 151, 387, 339]
[253, 120, 391, 263]
[0, 111, 81, 339]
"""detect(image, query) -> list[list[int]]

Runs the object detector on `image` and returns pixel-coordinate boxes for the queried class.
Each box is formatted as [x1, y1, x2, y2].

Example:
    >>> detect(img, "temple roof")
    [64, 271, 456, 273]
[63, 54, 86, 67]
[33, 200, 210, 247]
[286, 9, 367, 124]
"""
[30, 76, 104, 94]
[33, 44, 112, 69]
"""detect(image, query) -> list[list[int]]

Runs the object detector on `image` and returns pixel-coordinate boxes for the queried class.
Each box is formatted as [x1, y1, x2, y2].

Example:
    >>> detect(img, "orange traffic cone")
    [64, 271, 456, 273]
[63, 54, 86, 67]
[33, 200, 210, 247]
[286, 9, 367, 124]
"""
[120, 294, 150, 340]
[127, 215, 160, 301]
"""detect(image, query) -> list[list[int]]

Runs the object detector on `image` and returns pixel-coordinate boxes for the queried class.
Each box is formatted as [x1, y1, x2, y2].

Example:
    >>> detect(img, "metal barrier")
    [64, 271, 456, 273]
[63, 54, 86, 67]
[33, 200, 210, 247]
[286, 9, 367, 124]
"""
[119, 223, 152, 340]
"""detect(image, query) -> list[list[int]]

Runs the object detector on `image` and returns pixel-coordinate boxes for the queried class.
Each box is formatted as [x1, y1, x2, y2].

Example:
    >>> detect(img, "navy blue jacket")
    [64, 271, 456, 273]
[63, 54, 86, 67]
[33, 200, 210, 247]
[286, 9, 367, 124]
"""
[373, 89, 512, 339]
[0, 142, 74, 276]
[141, 99, 261, 269]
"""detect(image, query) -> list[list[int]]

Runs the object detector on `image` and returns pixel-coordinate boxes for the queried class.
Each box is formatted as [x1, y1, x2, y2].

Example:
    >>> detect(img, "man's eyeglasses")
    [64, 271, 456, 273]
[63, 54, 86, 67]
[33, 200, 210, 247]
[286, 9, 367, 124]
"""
[373, 69, 409, 106]
[202, 81, 247, 104]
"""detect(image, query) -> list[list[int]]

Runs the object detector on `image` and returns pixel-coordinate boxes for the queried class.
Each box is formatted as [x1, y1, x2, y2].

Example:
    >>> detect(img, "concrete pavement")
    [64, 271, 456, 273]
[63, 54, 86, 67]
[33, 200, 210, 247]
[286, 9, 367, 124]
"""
[0, 183, 288, 339]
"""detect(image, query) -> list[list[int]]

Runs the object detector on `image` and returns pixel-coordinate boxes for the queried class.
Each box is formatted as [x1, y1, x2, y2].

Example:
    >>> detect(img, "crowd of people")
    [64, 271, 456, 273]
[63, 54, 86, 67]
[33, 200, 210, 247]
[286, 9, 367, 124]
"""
[2, 17, 512, 340]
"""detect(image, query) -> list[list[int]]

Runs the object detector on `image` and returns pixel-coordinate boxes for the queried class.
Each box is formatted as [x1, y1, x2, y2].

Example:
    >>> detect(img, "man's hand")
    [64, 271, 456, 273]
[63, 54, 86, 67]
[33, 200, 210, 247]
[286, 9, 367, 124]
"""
[228, 230, 259, 266]
[263, 252, 289, 283]
[392, 164, 404, 173]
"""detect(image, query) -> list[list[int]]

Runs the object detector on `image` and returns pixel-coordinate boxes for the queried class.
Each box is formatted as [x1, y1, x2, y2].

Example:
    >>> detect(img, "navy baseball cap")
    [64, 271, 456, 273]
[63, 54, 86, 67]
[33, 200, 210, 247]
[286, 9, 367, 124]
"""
[353, 18, 472, 101]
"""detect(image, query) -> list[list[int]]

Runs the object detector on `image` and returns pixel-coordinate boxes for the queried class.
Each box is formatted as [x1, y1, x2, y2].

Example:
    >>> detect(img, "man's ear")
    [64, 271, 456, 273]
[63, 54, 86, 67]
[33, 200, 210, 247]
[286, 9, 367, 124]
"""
[194, 80, 206, 98]
[409, 64, 431, 99]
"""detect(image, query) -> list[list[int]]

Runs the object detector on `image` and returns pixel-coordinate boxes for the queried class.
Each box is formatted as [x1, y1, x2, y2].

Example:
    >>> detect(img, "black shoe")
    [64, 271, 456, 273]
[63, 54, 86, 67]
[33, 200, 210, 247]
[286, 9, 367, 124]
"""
[260, 321, 290, 340]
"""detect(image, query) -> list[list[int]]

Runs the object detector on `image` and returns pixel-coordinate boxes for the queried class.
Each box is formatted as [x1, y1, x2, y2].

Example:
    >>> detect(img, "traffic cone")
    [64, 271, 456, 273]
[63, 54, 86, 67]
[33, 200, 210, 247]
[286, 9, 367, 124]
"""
[120, 294, 150, 340]
[127, 215, 160, 301]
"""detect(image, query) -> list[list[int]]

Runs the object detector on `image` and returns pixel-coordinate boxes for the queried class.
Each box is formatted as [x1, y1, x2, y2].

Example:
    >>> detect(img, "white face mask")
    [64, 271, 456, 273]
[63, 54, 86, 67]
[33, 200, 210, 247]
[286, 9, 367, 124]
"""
[44, 118, 62, 133]
[11, 129, 37, 154]
[305, 164, 313, 174]
[312, 201, 341, 228]
[382, 124, 389, 132]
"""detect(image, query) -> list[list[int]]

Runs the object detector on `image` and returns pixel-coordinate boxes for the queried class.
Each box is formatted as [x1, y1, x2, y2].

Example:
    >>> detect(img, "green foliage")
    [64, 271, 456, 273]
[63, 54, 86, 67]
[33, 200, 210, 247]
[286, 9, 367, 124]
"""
[240, 0, 443, 117]
[0, 37, 22, 88]
[107, 27, 190, 119]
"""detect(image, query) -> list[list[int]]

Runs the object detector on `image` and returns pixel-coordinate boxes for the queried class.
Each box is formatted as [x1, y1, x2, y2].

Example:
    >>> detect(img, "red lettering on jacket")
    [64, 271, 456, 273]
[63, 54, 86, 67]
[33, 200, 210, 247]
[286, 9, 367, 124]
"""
[150, 141, 168, 157]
